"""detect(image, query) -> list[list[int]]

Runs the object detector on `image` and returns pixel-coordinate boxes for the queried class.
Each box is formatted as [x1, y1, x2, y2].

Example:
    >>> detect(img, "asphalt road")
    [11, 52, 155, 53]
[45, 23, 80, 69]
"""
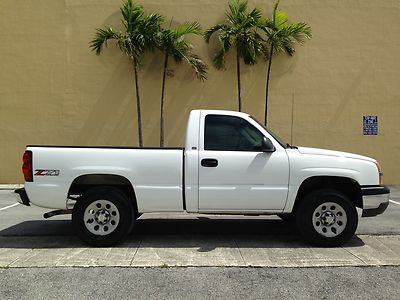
[1, 266, 399, 299]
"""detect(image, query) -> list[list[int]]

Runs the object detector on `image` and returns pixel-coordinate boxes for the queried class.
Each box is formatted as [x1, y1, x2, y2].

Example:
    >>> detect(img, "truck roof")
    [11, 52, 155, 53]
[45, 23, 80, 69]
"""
[192, 109, 250, 118]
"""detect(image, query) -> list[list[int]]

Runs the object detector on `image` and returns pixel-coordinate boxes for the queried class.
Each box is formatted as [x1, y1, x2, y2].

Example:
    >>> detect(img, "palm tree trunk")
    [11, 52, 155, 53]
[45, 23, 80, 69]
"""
[133, 58, 143, 147]
[264, 47, 274, 126]
[160, 53, 168, 147]
[236, 53, 242, 112]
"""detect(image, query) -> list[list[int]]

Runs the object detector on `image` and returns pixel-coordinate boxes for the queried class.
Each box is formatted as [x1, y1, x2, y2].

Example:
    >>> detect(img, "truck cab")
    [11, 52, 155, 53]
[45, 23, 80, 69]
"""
[185, 110, 289, 213]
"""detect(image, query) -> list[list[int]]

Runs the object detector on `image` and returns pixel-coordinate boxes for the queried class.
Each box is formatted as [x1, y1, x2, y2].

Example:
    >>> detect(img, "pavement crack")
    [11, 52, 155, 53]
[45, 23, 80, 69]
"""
[233, 238, 246, 266]
[7, 248, 34, 267]
[130, 238, 142, 266]
[342, 247, 367, 265]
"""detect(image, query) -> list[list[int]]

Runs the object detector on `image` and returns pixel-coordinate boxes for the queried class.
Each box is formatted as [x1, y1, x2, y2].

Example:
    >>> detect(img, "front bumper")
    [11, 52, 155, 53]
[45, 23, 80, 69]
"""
[361, 185, 390, 217]
[14, 188, 30, 206]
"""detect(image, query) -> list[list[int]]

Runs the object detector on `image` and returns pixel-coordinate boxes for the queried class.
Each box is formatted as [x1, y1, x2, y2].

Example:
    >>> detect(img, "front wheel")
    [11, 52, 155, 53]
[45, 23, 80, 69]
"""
[72, 187, 135, 247]
[296, 189, 358, 247]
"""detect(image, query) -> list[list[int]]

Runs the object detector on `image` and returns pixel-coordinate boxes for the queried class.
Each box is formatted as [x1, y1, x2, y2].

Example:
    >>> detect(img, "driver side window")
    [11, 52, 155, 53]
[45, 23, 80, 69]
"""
[204, 115, 264, 151]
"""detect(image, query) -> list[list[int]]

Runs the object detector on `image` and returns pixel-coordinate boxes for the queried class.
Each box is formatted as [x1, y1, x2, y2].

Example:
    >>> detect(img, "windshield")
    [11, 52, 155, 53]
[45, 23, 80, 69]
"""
[250, 116, 288, 149]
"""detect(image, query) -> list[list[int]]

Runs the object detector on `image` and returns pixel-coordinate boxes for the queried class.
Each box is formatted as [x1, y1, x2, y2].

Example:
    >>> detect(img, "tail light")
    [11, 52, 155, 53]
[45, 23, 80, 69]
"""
[22, 151, 33, 182]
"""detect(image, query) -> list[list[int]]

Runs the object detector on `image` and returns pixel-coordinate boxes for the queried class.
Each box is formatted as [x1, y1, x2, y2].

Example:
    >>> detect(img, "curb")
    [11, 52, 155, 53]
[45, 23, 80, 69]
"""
[0, 184, 24, 190]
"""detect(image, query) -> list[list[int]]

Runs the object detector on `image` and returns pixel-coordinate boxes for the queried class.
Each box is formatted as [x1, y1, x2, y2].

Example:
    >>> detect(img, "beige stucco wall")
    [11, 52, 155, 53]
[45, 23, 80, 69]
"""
[1, 0, 399, 184]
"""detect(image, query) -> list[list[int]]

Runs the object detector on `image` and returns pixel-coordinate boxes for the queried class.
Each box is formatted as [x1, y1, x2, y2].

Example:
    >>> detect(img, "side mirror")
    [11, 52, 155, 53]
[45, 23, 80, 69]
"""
[261, 137, 276, 152]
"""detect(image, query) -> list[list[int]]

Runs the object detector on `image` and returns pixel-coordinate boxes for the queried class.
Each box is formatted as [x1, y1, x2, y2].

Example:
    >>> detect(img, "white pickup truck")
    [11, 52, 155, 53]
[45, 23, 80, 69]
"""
[15, 110, 390, 247]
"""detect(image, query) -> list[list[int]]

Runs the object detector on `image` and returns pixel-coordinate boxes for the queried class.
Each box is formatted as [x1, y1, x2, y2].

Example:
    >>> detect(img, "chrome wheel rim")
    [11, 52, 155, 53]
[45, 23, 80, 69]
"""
[312, 202, 347, 238]
[84, 200, 120, 236]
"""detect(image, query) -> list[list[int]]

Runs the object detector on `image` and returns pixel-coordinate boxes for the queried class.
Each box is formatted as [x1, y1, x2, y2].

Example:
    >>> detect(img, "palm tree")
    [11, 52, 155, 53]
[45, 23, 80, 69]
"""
[90, 0, 164, 147]
[204, 0, 266, 112]
[158, 22, 207, 147]
[261, 0, 312, 125]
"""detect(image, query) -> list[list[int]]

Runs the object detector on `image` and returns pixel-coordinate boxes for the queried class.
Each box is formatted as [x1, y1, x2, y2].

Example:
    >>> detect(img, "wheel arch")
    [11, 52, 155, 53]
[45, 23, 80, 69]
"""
[68, 174, 139, 215]
[293, 176, 362, 214]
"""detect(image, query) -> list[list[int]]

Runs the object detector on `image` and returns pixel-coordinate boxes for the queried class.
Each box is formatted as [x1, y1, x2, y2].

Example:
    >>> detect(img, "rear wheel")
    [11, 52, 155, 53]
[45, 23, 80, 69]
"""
[72, 187, 135, 246]
[296, 189, 358, 247]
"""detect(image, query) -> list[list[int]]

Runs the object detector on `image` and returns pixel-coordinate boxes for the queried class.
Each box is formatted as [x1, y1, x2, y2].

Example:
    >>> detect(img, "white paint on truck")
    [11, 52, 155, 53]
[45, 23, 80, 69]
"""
[16, 109, 390, 246]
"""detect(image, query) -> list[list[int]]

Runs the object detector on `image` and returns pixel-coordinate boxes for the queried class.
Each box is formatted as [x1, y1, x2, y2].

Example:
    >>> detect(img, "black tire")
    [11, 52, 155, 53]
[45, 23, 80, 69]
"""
[72, 187, 135, 247]
[296, 189, 358, 247]
[277, 213, 296, 222]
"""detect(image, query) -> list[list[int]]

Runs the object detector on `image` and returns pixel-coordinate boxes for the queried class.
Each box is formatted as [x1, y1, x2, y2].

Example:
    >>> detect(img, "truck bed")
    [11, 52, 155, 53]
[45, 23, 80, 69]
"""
[25, 146, 185, 211]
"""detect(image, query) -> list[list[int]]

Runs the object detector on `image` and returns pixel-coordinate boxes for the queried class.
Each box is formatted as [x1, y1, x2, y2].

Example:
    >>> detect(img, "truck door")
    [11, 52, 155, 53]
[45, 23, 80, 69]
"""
[198, 114, 289, 212]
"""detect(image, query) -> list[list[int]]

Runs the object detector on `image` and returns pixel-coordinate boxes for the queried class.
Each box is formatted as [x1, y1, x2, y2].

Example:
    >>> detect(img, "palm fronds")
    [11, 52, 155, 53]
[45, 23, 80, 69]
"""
[158, 22, 207, 80]
[204, 0, 265, 68]
[91, 0, 164, 61]
[261, 1, 312, 57]
[204, 0, 265, 111]
[90, 28, 120, 55]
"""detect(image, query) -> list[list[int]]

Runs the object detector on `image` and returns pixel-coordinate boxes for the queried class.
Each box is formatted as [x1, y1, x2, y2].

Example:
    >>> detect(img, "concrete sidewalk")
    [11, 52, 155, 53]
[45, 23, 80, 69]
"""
[0, 234, 399, 268]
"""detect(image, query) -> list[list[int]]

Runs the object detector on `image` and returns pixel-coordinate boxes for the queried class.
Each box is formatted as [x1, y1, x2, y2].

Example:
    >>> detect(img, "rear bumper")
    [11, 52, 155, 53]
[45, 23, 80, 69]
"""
[361, 185, 390, 217]
[14, 188, 30, 206]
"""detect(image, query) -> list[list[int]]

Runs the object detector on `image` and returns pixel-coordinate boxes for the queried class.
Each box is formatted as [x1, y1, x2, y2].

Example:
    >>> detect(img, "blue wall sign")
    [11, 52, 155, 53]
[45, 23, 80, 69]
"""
[363, 116, 378, 135]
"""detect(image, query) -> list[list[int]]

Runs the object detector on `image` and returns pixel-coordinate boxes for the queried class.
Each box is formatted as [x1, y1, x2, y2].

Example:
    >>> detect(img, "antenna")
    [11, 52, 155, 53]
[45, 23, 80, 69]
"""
[290, 92, 295, 145]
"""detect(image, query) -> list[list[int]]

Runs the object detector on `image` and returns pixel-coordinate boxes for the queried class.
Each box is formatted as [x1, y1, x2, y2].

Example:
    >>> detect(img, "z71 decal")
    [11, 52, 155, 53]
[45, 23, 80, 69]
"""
[34, 169, 60, 176]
